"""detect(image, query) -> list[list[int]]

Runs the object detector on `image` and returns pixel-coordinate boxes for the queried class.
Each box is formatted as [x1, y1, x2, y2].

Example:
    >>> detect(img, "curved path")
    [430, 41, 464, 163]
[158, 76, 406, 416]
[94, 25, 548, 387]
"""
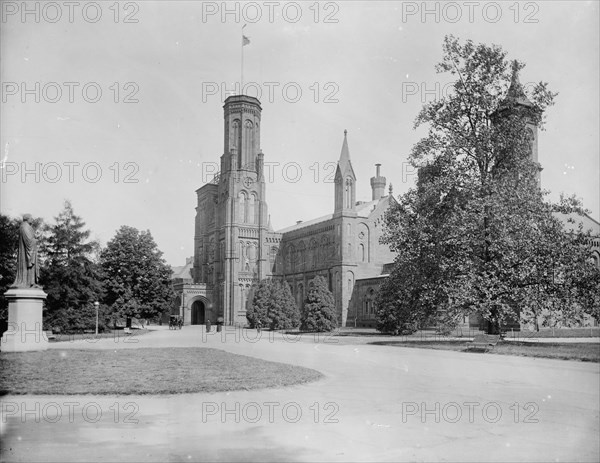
[1, 326, 598, 462]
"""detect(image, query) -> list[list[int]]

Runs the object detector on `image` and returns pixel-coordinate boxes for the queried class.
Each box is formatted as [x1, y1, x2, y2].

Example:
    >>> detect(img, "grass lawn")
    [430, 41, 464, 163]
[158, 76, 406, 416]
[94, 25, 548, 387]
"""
[0, 347, 323, 395]
[503, 327, 600, 338]
[49, 329, 151, 343]
[370, 340, 600, 362]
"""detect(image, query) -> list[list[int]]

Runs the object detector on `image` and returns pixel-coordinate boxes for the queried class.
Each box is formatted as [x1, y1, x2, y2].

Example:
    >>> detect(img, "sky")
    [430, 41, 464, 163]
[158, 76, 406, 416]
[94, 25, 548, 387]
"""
[1, 0, 598, 266]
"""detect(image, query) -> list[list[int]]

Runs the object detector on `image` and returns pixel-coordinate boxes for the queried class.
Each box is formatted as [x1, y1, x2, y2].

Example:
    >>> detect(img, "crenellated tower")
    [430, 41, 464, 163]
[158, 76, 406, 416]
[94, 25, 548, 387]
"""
[194, 95, 271, 326]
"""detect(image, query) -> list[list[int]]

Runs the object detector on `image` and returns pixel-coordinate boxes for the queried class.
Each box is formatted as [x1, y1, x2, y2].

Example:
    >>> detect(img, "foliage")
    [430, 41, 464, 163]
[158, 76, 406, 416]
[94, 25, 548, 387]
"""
[101, 225, 175, 323]
[247, 279, 300, 330]
[378, 36, 600, 334]
[0, 214, 20, 323]
[300, 276, 337, 332]
[39, 201, 105, 332]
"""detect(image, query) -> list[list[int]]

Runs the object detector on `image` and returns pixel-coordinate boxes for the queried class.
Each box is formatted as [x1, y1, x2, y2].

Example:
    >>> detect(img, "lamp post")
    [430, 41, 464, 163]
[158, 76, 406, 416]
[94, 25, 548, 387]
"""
[94, 301, 100, 336]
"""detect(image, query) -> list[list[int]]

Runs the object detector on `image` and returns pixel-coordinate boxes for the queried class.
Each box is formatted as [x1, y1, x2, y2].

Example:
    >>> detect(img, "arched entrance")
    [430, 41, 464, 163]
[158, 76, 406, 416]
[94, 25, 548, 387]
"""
[191, 300, 205, 325]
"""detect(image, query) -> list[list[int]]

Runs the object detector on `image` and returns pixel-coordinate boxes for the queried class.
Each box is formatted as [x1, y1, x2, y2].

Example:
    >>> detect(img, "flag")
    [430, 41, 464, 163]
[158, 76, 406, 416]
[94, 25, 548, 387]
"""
[242, 35, 250, 46]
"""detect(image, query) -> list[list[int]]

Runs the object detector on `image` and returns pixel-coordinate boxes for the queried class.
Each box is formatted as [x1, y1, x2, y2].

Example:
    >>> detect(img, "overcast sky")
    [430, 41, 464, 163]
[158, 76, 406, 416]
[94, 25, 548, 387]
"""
[1, 0, 598, 266]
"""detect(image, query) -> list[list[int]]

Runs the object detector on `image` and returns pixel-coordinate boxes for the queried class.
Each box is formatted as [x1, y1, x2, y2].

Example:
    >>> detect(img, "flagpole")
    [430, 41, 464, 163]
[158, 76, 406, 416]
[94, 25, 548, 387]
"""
[241, 24, 245, 95]
[241, 39, 244, 94]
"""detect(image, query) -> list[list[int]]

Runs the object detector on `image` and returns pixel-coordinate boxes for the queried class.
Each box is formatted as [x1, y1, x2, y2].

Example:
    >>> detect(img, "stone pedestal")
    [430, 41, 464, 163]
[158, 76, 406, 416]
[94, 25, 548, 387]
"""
[1, 287, 48, 352]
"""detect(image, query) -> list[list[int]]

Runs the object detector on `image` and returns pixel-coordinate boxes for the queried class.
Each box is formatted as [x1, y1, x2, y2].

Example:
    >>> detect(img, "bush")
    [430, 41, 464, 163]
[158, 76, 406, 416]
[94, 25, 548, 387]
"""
[300, 276, 337, 332]
[247, 279, 300, 330]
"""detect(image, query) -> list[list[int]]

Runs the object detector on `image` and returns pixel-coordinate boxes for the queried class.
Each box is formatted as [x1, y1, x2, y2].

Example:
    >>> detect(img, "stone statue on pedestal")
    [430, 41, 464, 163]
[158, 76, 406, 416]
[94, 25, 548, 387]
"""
[11, 214, 40, 288]
[1, 213, 47, 352]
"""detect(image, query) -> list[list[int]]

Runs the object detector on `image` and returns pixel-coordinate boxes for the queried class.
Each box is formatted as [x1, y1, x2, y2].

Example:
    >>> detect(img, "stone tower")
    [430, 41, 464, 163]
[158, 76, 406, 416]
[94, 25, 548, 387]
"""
[496, 61, 541, 184]
[194, 95, 270, 325]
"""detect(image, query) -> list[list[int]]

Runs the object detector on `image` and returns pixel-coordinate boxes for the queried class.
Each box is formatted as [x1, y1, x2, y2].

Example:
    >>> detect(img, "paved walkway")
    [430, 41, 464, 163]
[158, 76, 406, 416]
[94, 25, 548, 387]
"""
[1, 326, 599, 462]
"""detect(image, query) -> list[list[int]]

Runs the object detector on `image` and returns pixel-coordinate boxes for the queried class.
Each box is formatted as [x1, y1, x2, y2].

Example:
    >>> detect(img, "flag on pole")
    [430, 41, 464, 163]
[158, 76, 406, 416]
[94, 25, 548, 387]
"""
[242, 35, 250, 46]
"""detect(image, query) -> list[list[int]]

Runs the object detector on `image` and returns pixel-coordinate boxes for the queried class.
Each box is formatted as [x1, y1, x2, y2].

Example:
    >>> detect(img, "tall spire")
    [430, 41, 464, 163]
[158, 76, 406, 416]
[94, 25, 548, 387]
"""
[334, 130, 357, 214]
[337, 129, 355, 178]
[506, 60, 533, 107]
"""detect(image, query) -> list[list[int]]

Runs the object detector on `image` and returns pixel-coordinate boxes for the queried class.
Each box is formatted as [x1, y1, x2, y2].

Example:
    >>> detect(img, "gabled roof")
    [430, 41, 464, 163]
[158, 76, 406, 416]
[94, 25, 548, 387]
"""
[356, 195, 393, 218]
[171, 257, 194, 280]
[276, 213, 334, 234]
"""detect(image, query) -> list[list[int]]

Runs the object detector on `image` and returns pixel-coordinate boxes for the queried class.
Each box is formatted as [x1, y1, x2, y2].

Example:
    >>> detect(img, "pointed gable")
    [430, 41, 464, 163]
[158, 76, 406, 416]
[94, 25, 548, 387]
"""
[335, 129, 356, 180]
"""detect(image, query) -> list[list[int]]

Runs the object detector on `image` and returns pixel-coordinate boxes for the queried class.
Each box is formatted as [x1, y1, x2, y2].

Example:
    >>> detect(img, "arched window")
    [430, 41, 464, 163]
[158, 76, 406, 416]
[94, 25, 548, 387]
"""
[526, 128, 535, 155]
[238, 191, 247, 223]
[298, 241, 306, 271]
[247, 194, 255, 224]
[308, 239, 317, 269]
[271, 246, 278, 273]
[359, 243, 365, 262]
[243, 120, 254, 165]
[247, 243, 256, 272]
[591, 252, 600, 269]
[345, 178, 353, 208]
[231, 119, 240, 150]
[252, 193, 259, 224]
[366, 288, 375, 315]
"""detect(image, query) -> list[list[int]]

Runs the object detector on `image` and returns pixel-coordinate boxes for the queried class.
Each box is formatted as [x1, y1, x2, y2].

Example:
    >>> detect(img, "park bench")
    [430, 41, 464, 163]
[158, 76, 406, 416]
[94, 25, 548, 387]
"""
[466, 334, 501, 352]
[43, 330, 56, 341]
[123, 327, 132, 335]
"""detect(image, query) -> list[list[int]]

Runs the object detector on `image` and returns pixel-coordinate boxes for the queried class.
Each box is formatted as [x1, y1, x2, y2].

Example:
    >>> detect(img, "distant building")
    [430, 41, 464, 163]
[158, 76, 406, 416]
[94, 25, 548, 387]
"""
[175, 95, 395, 327]
[173, 70, 599, 330]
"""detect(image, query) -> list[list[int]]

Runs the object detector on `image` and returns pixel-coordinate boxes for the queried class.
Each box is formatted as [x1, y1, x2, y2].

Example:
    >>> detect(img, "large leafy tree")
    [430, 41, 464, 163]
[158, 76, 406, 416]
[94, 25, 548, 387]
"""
[40, 201, 105, 332]
[247, 279, 299, 330]
[101, 226, 175, 325]
[378, 36, 600, 334]
[301, 276, 337, 332]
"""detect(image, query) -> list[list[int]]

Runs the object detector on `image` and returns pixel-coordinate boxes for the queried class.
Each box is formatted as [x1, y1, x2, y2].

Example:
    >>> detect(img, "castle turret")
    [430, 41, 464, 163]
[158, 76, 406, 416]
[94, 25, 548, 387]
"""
[370, 164, 386, 200]
[494, 61, 541, 184]
[223, 95, 262, 172]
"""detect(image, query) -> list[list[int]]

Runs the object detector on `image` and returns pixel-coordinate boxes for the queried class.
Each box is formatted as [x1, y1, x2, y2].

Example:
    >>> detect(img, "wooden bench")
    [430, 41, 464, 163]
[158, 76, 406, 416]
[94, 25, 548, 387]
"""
[466, 334, 500, 352]
[44, 330, 56, 341]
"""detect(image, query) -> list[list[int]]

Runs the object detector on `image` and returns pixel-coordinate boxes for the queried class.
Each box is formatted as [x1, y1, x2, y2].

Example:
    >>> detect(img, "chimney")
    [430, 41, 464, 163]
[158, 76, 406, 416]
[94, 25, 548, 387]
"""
[370, 163, 386, 200]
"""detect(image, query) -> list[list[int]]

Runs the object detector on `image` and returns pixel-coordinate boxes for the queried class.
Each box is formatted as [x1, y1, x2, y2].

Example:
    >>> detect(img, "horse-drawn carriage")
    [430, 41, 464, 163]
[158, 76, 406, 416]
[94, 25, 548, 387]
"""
[169, 315, 183, 330]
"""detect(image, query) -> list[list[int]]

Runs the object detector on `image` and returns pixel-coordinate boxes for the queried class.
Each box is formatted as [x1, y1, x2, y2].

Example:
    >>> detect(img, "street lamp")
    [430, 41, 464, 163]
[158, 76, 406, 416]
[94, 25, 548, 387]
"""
[94, 301, 100, 336]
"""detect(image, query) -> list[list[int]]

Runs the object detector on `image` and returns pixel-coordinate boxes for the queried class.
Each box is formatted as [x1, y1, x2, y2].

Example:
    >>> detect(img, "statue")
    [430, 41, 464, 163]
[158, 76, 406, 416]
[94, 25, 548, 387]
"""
[1, 213, 47, 352]
[12, 214, 40, 288]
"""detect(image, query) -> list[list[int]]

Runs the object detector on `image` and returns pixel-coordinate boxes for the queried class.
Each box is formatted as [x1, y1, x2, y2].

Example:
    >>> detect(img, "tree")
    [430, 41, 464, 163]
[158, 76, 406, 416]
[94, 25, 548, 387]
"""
[271, 281, 300, 330]
[378, 36, 600, 334]
[0, 214, 20, 331]
[101, 226, 175, 325]
[247, 279, 300, 330]
[39, 201, 104, 332]
[247, 279, 274, 328]
[300, 276, 337, 332]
